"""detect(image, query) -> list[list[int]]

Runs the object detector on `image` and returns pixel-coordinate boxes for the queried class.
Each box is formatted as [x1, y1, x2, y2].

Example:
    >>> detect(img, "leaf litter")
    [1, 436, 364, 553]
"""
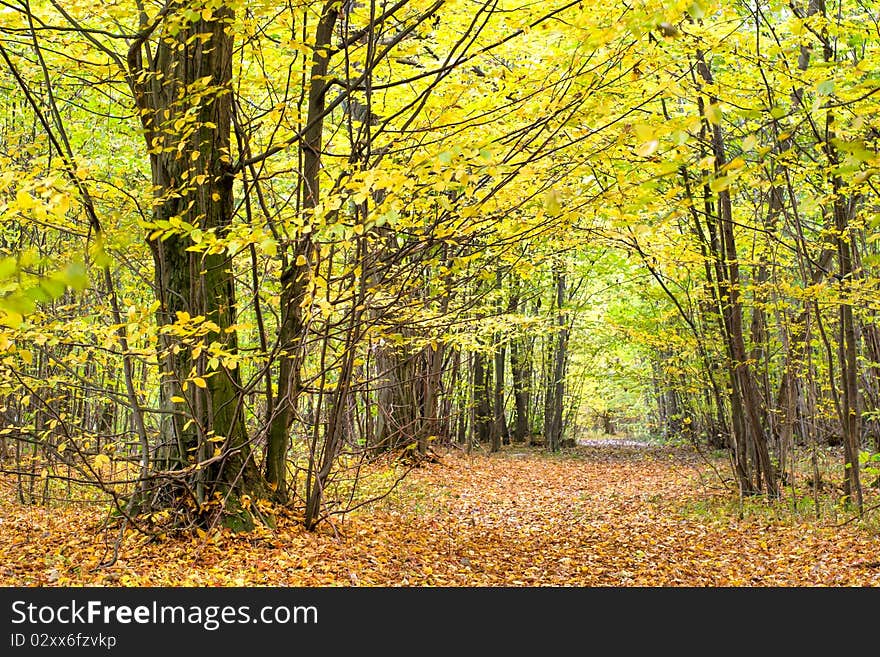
[1, 441, 878, 587]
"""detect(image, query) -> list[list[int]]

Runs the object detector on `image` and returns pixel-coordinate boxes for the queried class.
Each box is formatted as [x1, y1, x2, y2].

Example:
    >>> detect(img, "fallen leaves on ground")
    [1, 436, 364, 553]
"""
[1, 442, 878, 586]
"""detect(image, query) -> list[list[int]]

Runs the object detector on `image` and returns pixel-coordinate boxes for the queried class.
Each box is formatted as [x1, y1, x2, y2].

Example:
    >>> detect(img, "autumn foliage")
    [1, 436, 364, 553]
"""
[3, 0, 880, 587]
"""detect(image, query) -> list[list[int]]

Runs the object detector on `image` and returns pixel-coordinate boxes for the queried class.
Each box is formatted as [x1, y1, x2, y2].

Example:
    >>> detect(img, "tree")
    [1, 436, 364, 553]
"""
[123, 2, 266, 527]
[11, 0, 877, 538]
[2, 0, 642, 532]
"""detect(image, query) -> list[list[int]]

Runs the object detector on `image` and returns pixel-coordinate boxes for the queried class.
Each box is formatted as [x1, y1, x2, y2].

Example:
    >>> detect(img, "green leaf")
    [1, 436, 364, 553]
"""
[38, 278, 66, 299]
[817, 79, 835, 95]
[375, 208, 399, 228]
[688, 1, 705, 20]
[62, 262, 88, 291]
[89, 238, 112, 268]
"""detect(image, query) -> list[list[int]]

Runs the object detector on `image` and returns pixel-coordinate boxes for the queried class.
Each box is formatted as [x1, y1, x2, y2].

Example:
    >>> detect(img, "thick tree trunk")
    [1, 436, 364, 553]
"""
[371, 341, 424, 453]
[127, 5, 264, 528]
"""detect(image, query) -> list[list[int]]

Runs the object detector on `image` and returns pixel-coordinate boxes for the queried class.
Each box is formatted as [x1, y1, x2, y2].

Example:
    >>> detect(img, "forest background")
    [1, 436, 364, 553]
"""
[1, 0, 880, 586]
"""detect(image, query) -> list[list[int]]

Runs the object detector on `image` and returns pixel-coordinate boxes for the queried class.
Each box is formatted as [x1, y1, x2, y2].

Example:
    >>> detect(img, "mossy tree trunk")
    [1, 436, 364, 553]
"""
[127, 4, 265, 529]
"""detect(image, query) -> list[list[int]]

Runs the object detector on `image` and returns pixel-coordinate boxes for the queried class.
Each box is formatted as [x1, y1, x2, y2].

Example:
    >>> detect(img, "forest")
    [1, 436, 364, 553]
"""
[1, 0, 880, 587]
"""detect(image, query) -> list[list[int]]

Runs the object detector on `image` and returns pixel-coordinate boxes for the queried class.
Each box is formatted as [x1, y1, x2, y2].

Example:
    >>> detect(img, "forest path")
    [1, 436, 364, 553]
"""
[1, 442, 878, 586]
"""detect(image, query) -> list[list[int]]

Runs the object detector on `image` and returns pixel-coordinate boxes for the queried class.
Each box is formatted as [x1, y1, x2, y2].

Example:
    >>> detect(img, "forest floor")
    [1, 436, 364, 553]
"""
[1, 438, 879, 587]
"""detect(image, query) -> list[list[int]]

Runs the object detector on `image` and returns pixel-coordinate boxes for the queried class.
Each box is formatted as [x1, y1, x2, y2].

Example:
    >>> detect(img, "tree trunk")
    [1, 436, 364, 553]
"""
[694, 50, 777, 497]
[833, 187, 863, 510]
[267, 2, 339, 503]
[544, 264, 568, 452]
[473, 350, 492, 445]
[808, 0, 864, 511]
[127, 5, 264, 528]
[509, 292, 531, 444]
[491, 270, 510, 451]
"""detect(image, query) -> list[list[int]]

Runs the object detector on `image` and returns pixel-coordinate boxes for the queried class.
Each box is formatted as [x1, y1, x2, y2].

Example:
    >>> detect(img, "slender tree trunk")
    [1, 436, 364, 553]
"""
[694, 50, 777, 496]
[806, 0, 864, 511]
[833, 188, 863, 510]
[491, 343, 507, 452]
[422, 342, 444, 453]
[266, 2, 339, 502]
[473, 350, 492, 445]
[509, 292, 531, 444]
[490, 270, 509, 451]
[544, 264, 568, 452]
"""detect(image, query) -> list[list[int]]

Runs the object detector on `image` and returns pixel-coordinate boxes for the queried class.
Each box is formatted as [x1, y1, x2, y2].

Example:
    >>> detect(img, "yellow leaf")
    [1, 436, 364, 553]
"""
[50, 193, 70, 218]
[633, 124, 655, 142]
[193, 376, 207, 388]
[93, 454, 111, 469]
[545, 188, 562, 216]
[0, 311, 23, 328]
[710, 176, 731, 192]
[296, 254, 308, 266]
[635, 140, 659, 157]
[20, 349, 33, 365]
[15, 190, 34, 210]
[704, 103, 722, 125]
[171, 395, 186, 403]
